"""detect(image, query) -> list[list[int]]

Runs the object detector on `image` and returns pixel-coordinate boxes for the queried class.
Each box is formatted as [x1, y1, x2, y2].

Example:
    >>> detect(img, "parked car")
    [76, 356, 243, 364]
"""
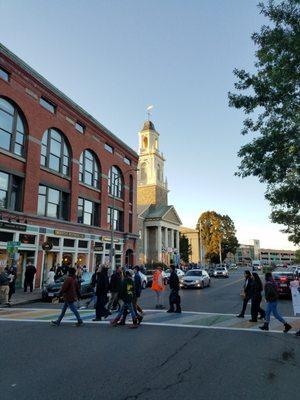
[42, 272, 94, 301]
[213, 267, 229, 278]
[272, 271, 295, 297]
[164, 268, 185, 282]
[180, 269, 210, 289]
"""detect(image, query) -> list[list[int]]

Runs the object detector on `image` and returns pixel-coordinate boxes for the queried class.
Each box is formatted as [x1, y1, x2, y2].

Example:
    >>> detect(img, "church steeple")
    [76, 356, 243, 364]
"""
[137, 120, 168, 206]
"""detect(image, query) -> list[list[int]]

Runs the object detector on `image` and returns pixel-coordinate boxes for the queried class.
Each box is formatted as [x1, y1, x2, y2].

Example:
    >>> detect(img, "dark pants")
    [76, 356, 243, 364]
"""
[8, 283, 15, 300]
[169, 290, 181, 312]
[95, 294, 109, 319]
[24, 278, 34, 292]
[57, 301, 82, 324]
[240, 296, 251, 316]
[251, 295, 265, 320]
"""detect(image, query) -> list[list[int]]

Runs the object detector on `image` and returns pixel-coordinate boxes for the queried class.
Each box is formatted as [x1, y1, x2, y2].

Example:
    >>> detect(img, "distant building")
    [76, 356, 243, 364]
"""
[179, 226, 200, 263]
[136, 121, 182, 265]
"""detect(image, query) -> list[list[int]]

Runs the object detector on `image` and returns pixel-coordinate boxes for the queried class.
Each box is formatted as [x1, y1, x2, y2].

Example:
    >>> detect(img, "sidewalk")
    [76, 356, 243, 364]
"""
[1, 289, 42, 307]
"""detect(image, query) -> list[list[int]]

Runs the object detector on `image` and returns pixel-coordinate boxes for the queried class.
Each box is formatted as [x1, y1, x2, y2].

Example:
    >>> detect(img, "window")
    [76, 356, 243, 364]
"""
[0, 98, 26, 157]
[78, 240, 88, 249]
[107, 207, 124, 231]
[79, 150, 100, 188]
[77, 197, 99, 226]
[0, 231, 13, 242]
[39, 97, 56, 113]
[41, 128, 70, 175]
[124, 157, 131, 166]
[0, 67, 9, 82]
[64, 239, 75, 247]
[105, 143, 113, 153]
[129, 174, 134, 203]
[0, 171, 23, 211]
[47, 236, 60, 246]
[75, 122, 85, 134]
[129, 213, 133, 233]
[108, 166, 123, 198]
[19, 234, 36, 245]
[37, 185, 69, 220]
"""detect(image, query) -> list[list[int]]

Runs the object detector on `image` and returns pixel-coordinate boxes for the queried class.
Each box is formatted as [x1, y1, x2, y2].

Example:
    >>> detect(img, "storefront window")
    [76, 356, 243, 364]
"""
[78, 240, 88, 249]
[47, 236, 60, 246]
[19, 234, 36, 244]
[77, 253, 88, 267]
[63, 238, 75, 247]
[0, 231, 14, 242]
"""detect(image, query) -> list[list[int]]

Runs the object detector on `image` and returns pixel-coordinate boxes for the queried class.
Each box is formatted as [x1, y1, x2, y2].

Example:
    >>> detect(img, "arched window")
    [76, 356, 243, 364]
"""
[142, 136, 148, 149]
[141, 162, 147, 181]
[0, 97, 26, 157]
[129, 174, 134, 203]
[79, 150, 100, 188]
[41, 128, 70, 175]
[108, 166, 123, 198]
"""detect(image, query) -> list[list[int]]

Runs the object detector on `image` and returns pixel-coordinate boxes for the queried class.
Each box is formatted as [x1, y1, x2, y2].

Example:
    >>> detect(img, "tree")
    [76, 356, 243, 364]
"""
[295, 249, 300, 264]
[179, 234, 192, 263]
[228, 0, 300, 244]
[198, 211, 239, 263]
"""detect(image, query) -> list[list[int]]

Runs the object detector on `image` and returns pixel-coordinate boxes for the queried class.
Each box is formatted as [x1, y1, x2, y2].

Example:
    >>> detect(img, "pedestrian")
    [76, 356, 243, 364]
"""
[51, 268, 83, 327]
[249, 272, 265, 322]
[133, 266, 143, 316]
[55, 264, 64, 280]
[167, 264, 181, 313]
[110, 270, 139, 328]
[93, 265, 110, 321]
[23, 261, 37, 292]
[107, 266, 122, 311]
[151, 266, 165, 309]
[83, 265, 100, 309]
[259, 272, 292, 332]
[0, 266, 10, 306]
[236, 270, 253, 318]
[46, 267, 55, 285]
[8, 266, 17, 304]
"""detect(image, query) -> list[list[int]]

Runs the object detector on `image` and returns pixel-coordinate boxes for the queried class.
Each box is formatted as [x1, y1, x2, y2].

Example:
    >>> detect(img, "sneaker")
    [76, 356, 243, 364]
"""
[236, 314, 244, 318]
[51, 320, 60, 326]
[75, 321, 84, 327]
[283, 323, 292, 333]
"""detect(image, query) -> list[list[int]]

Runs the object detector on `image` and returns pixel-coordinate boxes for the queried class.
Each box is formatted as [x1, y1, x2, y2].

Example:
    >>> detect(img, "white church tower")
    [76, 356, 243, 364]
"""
[137, 120, 169, 206]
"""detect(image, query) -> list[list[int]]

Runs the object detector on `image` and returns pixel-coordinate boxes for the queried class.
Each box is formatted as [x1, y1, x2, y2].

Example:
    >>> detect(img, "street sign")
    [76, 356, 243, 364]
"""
[6, 241, 21, 253]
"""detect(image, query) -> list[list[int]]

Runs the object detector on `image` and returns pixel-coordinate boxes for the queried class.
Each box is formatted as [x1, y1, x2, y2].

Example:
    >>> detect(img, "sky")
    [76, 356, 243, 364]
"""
[0, 0, 296, 250]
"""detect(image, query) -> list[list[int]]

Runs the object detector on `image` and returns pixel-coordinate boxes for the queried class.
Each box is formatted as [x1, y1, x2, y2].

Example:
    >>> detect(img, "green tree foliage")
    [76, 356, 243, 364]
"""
[180, 234, 192, 263]
[294, 249, 300, 263]
[228, 0, 300, 244]
[198, 211, 239, 263]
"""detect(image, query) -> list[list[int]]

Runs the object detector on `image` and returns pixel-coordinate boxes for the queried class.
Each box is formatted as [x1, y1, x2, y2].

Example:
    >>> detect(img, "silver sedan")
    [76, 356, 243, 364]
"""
[180, 269, 210, 289]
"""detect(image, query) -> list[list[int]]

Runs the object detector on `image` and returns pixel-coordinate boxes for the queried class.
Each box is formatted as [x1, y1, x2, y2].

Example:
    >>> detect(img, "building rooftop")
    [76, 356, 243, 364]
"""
[141, 120, 156, 132]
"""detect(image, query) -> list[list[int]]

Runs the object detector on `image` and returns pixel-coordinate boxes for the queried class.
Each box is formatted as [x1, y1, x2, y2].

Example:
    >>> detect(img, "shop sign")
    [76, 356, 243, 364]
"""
[94, 244, 104, 252]
[102, 236, 122, 243]
[6, 241, 21, 254]
[54, 230, 85, 239]
[0, 221, 26, 231]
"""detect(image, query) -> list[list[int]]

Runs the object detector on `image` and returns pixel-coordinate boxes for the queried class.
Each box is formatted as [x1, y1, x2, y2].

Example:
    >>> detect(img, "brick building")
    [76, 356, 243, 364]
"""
[0, 43, 139, 289]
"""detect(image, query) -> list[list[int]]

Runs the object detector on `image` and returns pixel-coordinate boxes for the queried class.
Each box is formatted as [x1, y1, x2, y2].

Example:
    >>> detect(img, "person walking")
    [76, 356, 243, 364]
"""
[107, 266, 122, 311]
[23, 261, 37, 292]
[8, 266, 17, 304]
[167, 264, 181, 313]
[133, 266, 143, 322]
[236, 270, 253, 318]
[46, 267, 55, 285]
[151, 266, 165, 309]
[259, 272, 292, 332]
[250, 272, 265, 322]
[0, 266, 10, 306]
[93, 265, 110, 321]
[51, 268, 83, 327]
[83, 265, 100, 309]
[110, 270, 139, 328]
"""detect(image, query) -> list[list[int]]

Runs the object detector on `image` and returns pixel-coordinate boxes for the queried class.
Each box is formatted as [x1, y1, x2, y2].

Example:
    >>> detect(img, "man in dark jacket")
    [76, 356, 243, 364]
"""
[0, 266, 10, 306]
[259, 272, 292, 332]
[110, 270, 138, 328]
[24, 261, 37, 292]
[51, 268, 83, 327]
[237, 270, 253, 318]
[107, 266, 122, 311]
[167, 264, 181, 313]
[93, 265, 110, 321]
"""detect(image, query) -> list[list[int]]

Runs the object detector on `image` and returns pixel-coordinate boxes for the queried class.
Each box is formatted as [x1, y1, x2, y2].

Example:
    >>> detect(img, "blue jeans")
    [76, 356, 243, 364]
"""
[117, 302, 136, 320]
[265, 301, 285, 324]
[57, 301, 82, 324]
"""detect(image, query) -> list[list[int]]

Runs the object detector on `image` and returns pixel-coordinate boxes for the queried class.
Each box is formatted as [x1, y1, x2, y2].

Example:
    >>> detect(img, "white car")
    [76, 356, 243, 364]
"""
[127, 269, 148, 289]
[164, 268, 185, 281]
[180, 269, 210, 289]
[213, 267, 229, 278]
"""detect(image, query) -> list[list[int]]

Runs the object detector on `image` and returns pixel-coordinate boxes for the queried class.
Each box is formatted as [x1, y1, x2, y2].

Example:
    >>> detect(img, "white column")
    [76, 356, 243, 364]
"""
[144, 227, 148, 263]
[176, 230, 180, 251]
[164, 227, 168, 250]
[157, 226, 162, 261]
[171, 229, 174, 250]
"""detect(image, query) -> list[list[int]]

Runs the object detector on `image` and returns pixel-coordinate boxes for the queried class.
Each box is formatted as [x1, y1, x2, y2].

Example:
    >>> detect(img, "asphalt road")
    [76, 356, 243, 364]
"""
[1, 269, 299, 400]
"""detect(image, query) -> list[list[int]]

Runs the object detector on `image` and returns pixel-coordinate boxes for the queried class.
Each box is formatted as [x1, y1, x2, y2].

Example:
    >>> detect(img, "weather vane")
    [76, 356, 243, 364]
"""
[146, 105, 154, 121]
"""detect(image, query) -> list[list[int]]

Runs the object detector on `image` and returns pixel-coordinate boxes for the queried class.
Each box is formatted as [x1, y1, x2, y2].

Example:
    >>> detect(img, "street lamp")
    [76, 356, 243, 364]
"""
[109, 167, 138, 273]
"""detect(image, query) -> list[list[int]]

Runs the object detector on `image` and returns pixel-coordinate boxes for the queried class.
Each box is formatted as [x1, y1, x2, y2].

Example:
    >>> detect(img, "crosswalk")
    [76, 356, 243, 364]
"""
[0, 307, 299, 334]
